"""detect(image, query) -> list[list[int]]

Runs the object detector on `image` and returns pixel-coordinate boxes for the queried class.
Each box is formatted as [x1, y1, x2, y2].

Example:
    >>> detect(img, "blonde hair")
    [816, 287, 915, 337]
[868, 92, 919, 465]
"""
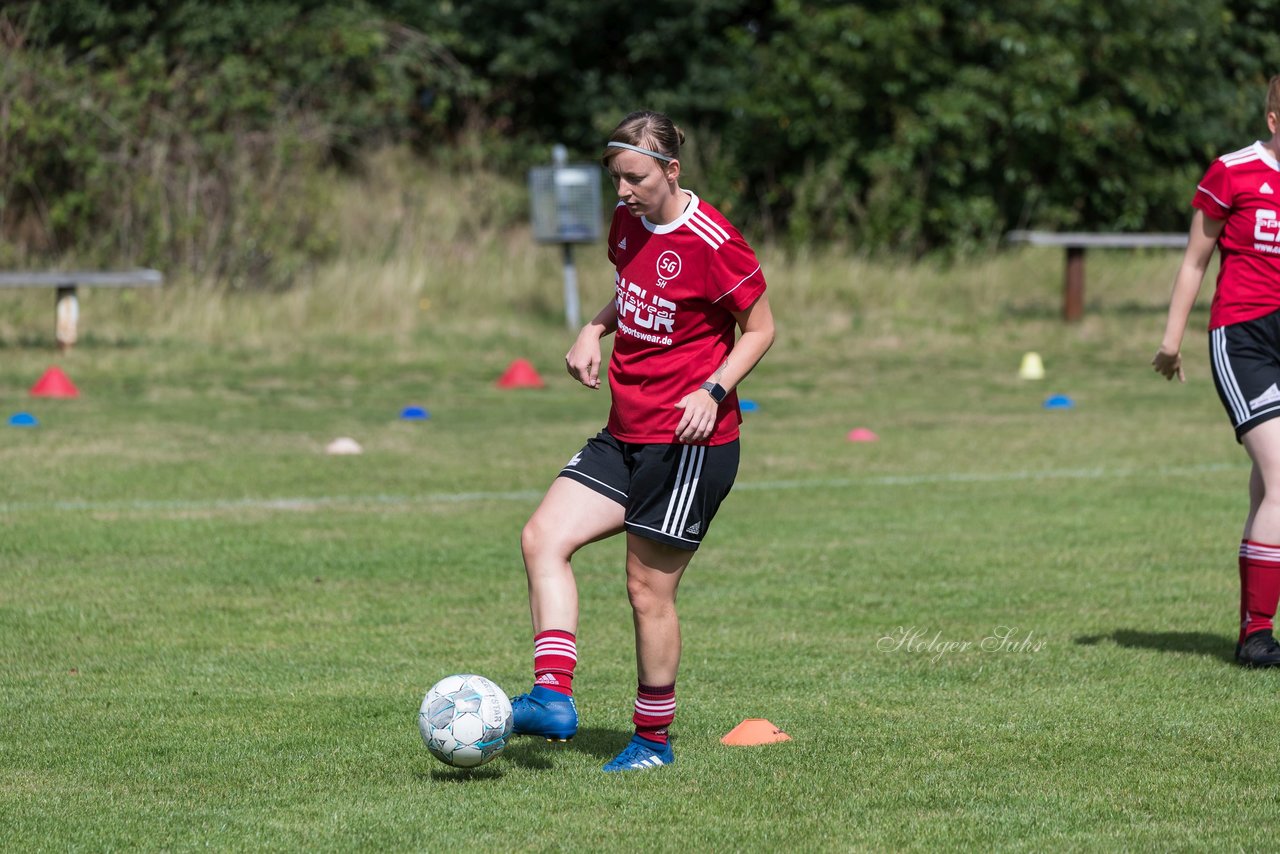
[1269, 75, 1280, 121]
[603, 110, 685, 165]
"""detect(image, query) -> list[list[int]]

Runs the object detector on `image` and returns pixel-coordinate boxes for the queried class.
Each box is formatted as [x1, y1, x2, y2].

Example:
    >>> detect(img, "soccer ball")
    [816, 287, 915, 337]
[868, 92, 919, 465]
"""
[418, 674, 513, 768]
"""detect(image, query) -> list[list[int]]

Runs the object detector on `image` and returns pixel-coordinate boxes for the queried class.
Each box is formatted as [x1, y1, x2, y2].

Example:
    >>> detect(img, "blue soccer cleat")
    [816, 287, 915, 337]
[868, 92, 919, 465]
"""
[510, 685, 578, 741]
[602, 734, 674, 772]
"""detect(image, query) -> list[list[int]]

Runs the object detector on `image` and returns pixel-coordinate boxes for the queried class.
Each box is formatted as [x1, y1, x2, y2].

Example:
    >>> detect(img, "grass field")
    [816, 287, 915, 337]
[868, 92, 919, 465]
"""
[0, 225, 1268, 850]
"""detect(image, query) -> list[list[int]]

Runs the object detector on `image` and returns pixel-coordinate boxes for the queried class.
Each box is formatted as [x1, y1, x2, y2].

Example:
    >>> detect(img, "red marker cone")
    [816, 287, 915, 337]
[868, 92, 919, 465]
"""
[30, 366, 79, 398]
[496, 358, 545, 389]
[721, 718, 792, 746]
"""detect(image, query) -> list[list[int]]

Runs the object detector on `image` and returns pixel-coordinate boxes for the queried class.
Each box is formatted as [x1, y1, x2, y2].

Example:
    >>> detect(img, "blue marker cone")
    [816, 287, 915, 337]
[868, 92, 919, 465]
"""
[8, 412, 38, 427]
[1043, 394, 1074, 410]
[400, 406, 430, 420]
[740, 399, 758, 413]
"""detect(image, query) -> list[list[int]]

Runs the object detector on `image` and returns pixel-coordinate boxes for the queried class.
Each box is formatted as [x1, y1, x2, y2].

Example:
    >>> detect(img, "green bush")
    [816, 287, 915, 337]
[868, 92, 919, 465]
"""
[418, 0, 1280, 252]
[0, 1, 477, 286]
[5, 0, 1280, 275]
[684, 0, 1280, 250]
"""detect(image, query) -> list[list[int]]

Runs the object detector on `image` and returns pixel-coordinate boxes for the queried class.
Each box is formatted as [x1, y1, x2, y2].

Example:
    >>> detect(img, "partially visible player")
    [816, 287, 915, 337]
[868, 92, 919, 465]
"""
[1153, 74, 1280, 666]
[510, 110, 775, 771]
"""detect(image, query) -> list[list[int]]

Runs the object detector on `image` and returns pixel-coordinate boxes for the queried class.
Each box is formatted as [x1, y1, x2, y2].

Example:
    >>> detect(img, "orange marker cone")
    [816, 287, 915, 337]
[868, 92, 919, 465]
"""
[30, 366, 79, 398]
[721, 718, 791, 746]
[496, 358, 545, 389]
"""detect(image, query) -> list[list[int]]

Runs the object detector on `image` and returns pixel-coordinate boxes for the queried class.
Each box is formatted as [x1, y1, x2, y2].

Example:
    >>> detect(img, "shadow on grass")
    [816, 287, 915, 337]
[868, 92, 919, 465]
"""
[505, 725, 633, 762]
[412, 726, 632, 782]
[1075, 630, 1235, 664]
[421, 764, 506, 783]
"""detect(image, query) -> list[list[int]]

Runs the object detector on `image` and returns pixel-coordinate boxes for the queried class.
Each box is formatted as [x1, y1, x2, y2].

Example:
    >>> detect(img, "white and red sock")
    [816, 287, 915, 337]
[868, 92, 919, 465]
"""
[533, 629, 577, 696]
[1239, 539, 1249, 644]
[1240, 540, 1280, 642]
[633, 683, 676, 745]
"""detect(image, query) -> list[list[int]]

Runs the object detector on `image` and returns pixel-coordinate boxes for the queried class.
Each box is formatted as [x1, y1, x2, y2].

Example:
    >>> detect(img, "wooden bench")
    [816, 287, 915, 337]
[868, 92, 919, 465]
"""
[0, 269, 163, 350]
[1005, 231, 1188, 322]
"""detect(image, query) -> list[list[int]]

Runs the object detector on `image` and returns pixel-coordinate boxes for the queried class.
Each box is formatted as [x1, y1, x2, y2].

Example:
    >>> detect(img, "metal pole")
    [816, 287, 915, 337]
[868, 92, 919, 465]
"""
[562, 243, 581, 330]
[1063, 246, 1085, 322]
[553, 145, 582, 330]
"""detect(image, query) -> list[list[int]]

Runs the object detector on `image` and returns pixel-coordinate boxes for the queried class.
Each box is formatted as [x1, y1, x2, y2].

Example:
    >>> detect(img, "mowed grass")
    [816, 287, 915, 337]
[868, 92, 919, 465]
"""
[0, 236, 1269, 850]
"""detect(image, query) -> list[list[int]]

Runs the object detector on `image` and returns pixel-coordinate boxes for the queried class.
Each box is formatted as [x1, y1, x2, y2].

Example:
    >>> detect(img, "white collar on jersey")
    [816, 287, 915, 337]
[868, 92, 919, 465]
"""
[1253, 141, 1280, 171]
[642, 191, 700, 234]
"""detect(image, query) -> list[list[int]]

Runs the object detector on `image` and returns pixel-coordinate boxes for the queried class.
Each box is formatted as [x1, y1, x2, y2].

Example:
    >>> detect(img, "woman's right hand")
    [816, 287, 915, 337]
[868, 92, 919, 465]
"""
[566, 329, 603, 389]
[1152, 347, 1184, 382]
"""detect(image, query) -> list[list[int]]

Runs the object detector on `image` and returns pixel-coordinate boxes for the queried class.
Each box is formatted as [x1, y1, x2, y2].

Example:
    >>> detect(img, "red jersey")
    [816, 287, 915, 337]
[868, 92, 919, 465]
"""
[604, 192, 767, 445]
[1192, 142, 1280, 329]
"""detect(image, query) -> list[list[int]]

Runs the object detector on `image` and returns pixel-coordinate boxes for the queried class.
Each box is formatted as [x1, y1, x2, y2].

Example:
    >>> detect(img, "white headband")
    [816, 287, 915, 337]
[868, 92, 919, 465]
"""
[606, 141, 674, 162]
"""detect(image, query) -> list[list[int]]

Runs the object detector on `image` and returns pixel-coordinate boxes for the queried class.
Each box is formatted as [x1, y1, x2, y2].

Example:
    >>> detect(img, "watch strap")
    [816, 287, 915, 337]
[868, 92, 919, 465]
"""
[700, 381, 728, 403]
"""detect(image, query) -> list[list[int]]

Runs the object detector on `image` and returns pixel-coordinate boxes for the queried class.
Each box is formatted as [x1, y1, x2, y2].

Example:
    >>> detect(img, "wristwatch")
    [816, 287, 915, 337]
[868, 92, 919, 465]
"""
[700, 381, 727, 403]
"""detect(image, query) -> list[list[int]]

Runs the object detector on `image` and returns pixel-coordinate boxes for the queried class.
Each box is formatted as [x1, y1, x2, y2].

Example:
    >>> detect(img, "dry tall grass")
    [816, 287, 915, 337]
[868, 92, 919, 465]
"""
[0, 146, 1199, 355]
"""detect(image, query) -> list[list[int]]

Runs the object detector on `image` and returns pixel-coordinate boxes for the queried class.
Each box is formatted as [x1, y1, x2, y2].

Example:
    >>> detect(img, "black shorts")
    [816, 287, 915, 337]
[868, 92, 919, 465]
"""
[1210, 310, 1280, 441]
[557, 429, 740, 551]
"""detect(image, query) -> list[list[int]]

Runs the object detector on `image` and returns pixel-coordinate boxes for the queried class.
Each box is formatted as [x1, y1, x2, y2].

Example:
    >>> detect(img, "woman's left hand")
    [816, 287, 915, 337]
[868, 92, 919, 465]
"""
[673, 389, 719, 444]
[1152, 347, 1184, 382]
[565, 329, 604, 388]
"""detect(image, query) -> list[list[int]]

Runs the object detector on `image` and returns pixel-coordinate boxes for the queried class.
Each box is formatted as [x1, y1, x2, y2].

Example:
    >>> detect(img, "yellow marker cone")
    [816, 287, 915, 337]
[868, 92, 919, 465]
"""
[1018, 351, 1045, 380]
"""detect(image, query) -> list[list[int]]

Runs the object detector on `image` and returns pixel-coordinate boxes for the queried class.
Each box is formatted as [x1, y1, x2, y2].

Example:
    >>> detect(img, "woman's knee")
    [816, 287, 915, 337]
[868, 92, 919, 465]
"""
[522, 513, 583, 570]
[521, 515, 554, 562]
[520, 517, 536, 555]
[626, 572, 676, 616]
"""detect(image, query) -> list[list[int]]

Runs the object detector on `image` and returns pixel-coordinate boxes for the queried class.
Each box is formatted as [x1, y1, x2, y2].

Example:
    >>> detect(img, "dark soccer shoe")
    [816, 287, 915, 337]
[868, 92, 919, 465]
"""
[510, 685, 578, 741]
[1236, 629, 1280, 667]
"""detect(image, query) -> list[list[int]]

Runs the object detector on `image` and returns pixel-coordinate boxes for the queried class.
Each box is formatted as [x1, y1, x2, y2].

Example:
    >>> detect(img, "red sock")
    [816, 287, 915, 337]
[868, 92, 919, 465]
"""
[633, 683, 676, 745]
[1240, 540, 1280, 641]
[1239, 540, 1249, 644]
[533, 629, 577, 696]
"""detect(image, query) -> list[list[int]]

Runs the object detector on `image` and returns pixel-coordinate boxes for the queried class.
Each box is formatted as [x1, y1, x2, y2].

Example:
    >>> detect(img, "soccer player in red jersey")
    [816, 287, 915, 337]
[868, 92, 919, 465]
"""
[1154, 75, 1280, 667]
[510, 110, 776, 770]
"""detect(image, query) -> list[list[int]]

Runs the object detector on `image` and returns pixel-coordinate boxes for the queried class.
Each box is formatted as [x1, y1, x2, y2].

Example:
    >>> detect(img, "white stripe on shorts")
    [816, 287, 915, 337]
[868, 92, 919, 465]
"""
[661, 445, 705, 538]
[1212, 326, 1250, 426]
[559, 467, 627, 499]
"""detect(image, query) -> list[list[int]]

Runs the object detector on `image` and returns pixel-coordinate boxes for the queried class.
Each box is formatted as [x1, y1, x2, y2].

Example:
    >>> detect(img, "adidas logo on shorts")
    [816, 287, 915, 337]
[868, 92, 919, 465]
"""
[1249, 383, 1280, 410]
[685, 521, 701, 535]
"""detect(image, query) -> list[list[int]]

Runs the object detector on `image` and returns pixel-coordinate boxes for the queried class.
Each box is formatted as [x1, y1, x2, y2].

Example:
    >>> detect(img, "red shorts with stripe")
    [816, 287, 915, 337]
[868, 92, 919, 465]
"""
[1209, 309, 1280, 442]
[557, 428, 740, 551]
